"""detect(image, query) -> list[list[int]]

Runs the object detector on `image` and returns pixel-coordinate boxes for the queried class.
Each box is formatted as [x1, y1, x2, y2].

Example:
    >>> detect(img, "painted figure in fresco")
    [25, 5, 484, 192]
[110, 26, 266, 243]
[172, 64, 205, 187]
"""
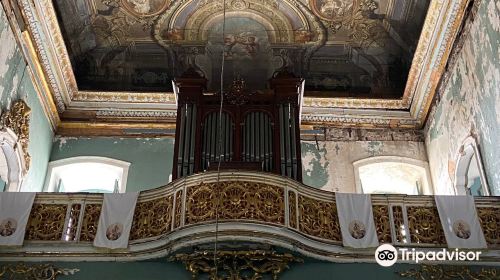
[127, 0, 151, 14]
[319, 0, 352, 18]
[162, 28, 183, 41]
[223, 34, 237, 59]
[243, 36, 259, 56]
[223, 33, 261, 59]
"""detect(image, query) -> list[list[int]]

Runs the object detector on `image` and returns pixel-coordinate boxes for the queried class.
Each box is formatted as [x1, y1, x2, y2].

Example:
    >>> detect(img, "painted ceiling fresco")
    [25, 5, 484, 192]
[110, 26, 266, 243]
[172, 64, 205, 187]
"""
[53, 0, 430, 97]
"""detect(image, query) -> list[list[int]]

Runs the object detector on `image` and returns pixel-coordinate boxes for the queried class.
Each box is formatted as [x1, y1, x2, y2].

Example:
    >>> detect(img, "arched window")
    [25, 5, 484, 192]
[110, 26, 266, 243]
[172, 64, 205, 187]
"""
[44, 157, 130, 193]
[353, 156, 433, 195]
[0, 128, 29, 192]
[454, 136, 490, 196]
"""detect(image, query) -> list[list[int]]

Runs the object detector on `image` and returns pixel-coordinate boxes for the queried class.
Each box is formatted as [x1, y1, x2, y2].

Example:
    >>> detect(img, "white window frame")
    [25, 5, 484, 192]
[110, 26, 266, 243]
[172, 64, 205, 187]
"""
[0, 128, 29, 192]
[353, 156, 434, 195]
[454, 136, 490, 196]
[43, 156, 130, 193]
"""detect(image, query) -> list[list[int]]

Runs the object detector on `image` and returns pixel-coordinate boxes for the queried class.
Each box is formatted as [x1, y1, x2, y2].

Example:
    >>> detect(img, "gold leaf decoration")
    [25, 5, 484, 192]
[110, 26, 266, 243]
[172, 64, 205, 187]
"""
[171, 250, 302, 280]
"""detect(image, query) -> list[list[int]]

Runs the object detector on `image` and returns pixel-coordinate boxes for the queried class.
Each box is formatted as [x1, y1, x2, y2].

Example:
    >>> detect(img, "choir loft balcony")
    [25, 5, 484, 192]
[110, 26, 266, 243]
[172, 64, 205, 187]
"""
[1, 171, 498, 264]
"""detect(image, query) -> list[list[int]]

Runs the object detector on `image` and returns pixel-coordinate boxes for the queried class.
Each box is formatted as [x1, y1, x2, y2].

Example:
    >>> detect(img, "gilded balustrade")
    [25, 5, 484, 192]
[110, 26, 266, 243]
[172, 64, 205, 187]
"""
[4, 172, 499, 259]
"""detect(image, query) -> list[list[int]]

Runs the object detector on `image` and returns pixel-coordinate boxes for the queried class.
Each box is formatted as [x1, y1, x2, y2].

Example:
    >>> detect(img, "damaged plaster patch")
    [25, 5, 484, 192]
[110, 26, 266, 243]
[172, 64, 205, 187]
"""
[301, 141, 329, 188]
[425, 0, 500, 195]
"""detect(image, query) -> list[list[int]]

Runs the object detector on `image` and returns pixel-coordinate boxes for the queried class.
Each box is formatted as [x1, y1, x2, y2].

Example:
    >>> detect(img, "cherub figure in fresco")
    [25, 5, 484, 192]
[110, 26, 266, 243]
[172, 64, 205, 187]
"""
[243, 36, 259, 56]
[223, 34, 237, 59]
[127, 0, 151, 14]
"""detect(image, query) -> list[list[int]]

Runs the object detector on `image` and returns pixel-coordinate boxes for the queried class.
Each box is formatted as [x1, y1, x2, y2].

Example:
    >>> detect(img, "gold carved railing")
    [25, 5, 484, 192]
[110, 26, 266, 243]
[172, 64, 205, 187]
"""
[3, 171, 499, 261]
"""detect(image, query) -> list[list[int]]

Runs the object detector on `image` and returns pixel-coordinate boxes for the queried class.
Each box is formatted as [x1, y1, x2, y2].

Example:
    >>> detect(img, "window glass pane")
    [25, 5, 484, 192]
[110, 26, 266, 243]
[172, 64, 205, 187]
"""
[359, 162, 425, 195]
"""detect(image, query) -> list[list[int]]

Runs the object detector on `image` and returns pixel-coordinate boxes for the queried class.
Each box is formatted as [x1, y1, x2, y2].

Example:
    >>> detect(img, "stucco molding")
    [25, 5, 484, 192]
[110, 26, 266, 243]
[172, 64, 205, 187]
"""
[453, 136, 490, 196]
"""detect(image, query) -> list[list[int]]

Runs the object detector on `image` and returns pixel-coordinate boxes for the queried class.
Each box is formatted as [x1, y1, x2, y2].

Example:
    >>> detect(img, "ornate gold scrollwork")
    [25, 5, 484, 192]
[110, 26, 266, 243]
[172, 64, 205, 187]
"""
[399, 265, 499, 280]
[298, 195, 341, 241]
[130, 195, 173, 240]
[174, 190, 184, 228]
[25, 204, 67, 241]
[407, 206, 446, 245]
[80, 204, 102, 242]
[171, 250, 302, 280]
[477, 207, 499, 247]
[288, 191, 297, 229]
[373, 205, 391, 243]
[392, 205, 406, 243]
[0, 100, 31, 170]
[185, 182, 285, 226]
[64, 204, 81, 241]
[0, 263, 79, 280]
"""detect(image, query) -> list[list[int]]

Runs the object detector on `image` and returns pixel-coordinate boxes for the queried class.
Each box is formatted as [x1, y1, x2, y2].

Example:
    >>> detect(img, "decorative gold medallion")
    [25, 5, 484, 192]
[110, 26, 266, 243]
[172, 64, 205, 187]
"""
[349, 220, 366, 239]
[106, 223, 123, 241]
[121, 0, 170, 17]
[0, 218, 17, 237]
[453, 220, 471, 240]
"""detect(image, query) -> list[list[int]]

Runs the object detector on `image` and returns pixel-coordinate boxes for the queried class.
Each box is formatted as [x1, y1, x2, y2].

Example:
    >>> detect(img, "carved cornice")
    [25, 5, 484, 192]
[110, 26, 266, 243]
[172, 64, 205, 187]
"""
[11, 0, 472, 130]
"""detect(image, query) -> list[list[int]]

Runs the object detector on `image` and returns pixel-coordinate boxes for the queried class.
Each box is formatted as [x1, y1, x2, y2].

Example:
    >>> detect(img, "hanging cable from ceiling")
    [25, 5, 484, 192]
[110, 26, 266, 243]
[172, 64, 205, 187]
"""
[213, 0, 228, 275]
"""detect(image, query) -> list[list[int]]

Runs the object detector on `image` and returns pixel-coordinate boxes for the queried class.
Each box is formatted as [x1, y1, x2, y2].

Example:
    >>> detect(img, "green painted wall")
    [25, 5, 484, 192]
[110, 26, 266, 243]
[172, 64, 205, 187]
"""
[1, 260, 496, 280]
[50, 137, 175, 192]
[425, 0, 500, 195]
[0, 6, 54, 192]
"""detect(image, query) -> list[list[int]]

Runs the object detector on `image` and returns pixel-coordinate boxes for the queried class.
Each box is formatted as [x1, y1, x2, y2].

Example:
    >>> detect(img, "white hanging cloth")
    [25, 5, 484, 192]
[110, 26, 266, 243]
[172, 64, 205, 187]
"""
[0, 192, 36, 246]
[335, 193, 379, 248]
[94, 192, 139, 249]
[435, 195, 487, 248]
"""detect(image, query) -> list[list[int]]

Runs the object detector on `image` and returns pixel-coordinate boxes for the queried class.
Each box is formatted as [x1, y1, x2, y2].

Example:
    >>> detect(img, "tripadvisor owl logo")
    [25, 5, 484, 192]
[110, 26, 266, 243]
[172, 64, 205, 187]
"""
[375, 244, 398, 267]
[375, 244, 483, 266]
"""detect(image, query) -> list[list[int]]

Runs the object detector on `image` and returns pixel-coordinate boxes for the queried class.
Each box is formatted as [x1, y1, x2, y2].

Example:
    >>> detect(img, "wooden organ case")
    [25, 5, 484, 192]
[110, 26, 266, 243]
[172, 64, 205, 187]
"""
[172, 70, 304, 182]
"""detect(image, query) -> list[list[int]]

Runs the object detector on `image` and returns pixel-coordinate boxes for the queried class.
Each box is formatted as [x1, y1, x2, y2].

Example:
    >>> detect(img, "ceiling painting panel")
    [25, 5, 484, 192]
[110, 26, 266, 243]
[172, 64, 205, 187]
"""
[7, 0, 469, 131]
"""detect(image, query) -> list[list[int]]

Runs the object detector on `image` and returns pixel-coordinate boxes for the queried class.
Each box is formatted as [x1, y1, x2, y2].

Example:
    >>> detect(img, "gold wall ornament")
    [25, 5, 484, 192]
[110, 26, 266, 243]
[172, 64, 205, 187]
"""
[392, 205, 406, 243]
[185, 181, 285, 226]
[130, 195, 174, 240]
[298, 195, 341, 241]
[399, 265, 499, 280]
[63, 204, 82, 241]
[0, 263, 79, 280]
[25, 204, 67, 241]
[407, 206, 446, 245]
[373, 205, 391, 243]
[174, 189, 184, 229]
[477, 207, 499, 247]
[288, 191, 297, 229]
[80, 204, 102, 242]
[171, 250, 302, 280]
[0, 100, 31, 170]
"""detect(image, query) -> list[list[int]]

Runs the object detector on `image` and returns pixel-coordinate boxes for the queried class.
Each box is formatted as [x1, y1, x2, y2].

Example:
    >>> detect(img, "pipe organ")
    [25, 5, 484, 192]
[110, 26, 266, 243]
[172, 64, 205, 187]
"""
[172, 69, 304, 182]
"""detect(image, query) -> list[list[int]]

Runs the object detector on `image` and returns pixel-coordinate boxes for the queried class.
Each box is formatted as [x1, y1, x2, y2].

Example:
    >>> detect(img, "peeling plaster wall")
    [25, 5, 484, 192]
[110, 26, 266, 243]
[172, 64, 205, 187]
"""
[50, 137, 175, 192]
[0, 7, 54, 191]
[425, 0, 500, 195]
[301, 129, 428, 192]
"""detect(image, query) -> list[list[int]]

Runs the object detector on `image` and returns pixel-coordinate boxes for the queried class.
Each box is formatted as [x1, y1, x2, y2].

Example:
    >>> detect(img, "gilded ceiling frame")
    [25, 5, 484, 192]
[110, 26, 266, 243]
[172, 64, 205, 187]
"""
[6, 0, 473, 133]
